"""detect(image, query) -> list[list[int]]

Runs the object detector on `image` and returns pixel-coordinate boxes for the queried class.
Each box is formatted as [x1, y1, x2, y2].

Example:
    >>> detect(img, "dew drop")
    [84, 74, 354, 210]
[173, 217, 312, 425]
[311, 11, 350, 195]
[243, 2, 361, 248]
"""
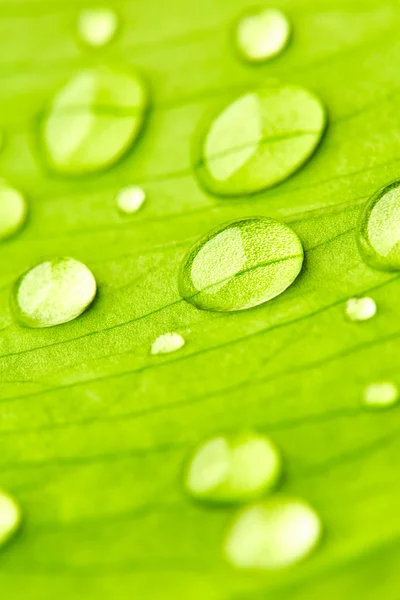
[358, 179, 400, 271]
[235, 7, 290, 63]
[0, 490, 21, 548]
[363, 381, 399, 409]
[184, 432, 282, 504]
[345, 297, 376, 322]
[179, 217, 303, 312]
[193, 85, 326, 196]
[12, 257, 97, 328]
[78, 8, 119, 47]
[0, 182, 27, 241]
[40, 66, 148, 175]
[151, 332, 185, 355]
[225, 497, 322, 569]
[116, 185, 146, 214]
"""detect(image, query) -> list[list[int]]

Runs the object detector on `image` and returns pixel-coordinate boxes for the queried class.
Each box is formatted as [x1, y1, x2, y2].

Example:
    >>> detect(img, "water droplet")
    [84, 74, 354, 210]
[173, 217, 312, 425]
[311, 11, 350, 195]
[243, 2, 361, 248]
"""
[116, 185, 146, 214]
[41, 66, 148, 175]
[358, 179, 400, 271]
[78, 8, 119, 47]
[12, 257, 97, 328]
[236, 8, 290, 63]
[363, 382, 399, 409]
[193, 85, 326, 196]
[151, 332, 185, 355]
[225, 497, 322, 569]
[184, 433, 282, 504]
[0, 182, 27, 241]
[179, 217, 303, 312]
[345, 297, 376, 322]
[0, 491, 21, 548]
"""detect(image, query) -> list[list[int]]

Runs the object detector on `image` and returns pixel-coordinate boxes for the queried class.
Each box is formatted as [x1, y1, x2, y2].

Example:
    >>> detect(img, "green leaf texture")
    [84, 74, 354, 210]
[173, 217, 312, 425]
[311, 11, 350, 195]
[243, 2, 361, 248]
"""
[0, 0, 399, 598]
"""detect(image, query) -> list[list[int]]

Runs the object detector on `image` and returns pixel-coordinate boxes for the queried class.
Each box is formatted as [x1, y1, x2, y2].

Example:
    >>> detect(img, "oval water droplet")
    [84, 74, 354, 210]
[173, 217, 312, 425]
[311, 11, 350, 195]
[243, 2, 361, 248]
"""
[12, 257, 97, 328]
[0, 182, 27, 241]
[358, 179, 400, 271]
[345, 297, 376, 322]
[0, 490, 21, 548]
[40, 66, 148, 175]
[78, 8, 119, 47]
[235, 7, 290, 63]
[151, 332, 185, 355]
[184, 432, 282, 504]
[193, 85, 326, 196]
[363, 381, 399, 409]
[179, 217, 303, 312]
[116, 185, 146, 214]
[225, 497, 322, 569]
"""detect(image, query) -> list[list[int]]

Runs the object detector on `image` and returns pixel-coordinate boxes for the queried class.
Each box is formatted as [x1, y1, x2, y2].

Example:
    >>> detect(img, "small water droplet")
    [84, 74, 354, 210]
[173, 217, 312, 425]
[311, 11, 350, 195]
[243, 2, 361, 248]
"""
[12, 257, 97, 328]
[179, 217, 303, 312]
[193, 85, 326, 196]
[225, 497, 322, 569]
[40, 66, 148, 175]
[151, 332, 185, 355]
[236, 8, 290, 63]
[116, 185, 146, 214]
[363, 381, 399, 409]
[184, 433, 282, 504]
[0, 491, 21, 548]
[345, 297, 376, 322]
[78, 8, 119, 47]
[0, 182, 27, 241]
[358, 179, 400, 271]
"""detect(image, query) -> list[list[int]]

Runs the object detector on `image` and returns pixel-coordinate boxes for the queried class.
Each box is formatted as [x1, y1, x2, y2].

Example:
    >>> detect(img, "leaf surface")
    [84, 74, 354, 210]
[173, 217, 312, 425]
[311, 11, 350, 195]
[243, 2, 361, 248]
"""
[0, 1, 399, 598]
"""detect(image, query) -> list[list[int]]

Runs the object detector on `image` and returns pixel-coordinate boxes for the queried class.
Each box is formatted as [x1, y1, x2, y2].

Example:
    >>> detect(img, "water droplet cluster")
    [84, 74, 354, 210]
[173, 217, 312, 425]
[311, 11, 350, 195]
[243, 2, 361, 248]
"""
[1, 2, 398, 571]
[184, 432, 321, 569]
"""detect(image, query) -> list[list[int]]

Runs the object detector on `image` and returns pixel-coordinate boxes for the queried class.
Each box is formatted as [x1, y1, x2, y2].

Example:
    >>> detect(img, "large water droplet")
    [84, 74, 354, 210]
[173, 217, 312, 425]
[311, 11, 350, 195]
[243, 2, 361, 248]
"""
[78, 8, 119, 47]
[193, 85, 326, 196]
[225, 497, 322, 569]
[179, 217, 303, 312]
[358, 180, 400, 271]
[116, 185, 146, 214]
[184, 433, 282, 504]
[235, 8, 290, 63]
[40, 66, 148, 175]
[0, 182, 27, 241]
[345, 297, 376, 322]
[0, 491, 21, 548]
[12, 257, 97, 328]
[151, 332, 185, 355]
[363, 382, 399, 409]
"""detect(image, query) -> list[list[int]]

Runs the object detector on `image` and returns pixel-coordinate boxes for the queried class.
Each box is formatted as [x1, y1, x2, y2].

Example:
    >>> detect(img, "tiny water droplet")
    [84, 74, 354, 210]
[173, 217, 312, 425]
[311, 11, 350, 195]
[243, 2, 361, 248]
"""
[179, 217, 303, 312]
[0, 182, 27, 241]
[12, 257, 97, 328]
[363, 381, 399, 409]
[0, 490, 21, 548]
[116, 185, 146, 214]
[345, 297, 376, 322]
[78, 8, 119, 47]
[225, 497, 322, 569]
[41, 66, 148, 175]
[236, 7, 290, 63]
[184, 433, 282, 504]
[151, 332, 185, 355]
[358, 179, 400, 271]
[193, 85, 326, 196]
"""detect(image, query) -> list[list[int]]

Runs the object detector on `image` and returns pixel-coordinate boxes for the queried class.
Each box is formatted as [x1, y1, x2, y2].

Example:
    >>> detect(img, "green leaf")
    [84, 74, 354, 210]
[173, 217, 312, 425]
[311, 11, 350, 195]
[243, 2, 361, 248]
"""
[0, 0, 399, 598]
